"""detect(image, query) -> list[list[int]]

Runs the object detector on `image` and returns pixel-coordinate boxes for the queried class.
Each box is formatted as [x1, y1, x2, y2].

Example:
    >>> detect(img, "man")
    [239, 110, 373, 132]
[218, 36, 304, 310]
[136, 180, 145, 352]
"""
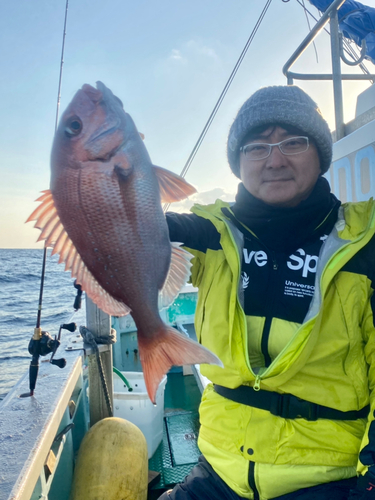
[159, 86, 375, 499]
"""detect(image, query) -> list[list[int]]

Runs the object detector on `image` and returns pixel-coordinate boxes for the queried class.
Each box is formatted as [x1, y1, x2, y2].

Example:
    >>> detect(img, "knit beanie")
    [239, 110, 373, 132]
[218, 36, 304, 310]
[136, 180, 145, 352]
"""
[227, 85, 332, 177]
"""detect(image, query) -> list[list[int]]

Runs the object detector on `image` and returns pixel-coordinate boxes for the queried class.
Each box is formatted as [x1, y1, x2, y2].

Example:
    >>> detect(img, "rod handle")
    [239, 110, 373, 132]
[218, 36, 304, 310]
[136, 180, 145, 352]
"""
[29, 359, 39, 393]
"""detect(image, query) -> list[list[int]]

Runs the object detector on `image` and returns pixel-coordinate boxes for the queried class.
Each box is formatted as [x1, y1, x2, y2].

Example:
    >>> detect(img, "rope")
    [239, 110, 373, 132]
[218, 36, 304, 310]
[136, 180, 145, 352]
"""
[163, 0, 273, 212]
[80, 326, 117, 417]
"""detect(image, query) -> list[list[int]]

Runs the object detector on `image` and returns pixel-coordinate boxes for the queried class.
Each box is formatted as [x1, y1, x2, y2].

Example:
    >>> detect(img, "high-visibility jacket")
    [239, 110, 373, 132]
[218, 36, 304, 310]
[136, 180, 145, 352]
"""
[175, 198, 375, 500]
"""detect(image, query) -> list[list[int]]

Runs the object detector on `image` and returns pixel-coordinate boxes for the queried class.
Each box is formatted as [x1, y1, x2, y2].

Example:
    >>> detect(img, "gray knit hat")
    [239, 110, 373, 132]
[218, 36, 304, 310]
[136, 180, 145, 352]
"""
[227, 85, 332, 177]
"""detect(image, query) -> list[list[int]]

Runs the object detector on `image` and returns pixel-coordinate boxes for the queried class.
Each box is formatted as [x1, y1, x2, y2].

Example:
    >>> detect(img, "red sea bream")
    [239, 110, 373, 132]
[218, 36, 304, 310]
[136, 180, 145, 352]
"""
[27, 82, 220, 401]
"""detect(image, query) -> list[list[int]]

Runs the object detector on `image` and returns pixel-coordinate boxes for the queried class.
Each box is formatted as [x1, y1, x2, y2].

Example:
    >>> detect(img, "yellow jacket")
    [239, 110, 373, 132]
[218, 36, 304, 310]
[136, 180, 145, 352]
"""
[185, 199, 375, 499]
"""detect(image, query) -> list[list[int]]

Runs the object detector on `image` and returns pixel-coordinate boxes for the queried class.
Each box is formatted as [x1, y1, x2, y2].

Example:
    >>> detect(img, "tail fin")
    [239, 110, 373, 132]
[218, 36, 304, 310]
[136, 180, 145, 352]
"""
[137, 326, 221, 403]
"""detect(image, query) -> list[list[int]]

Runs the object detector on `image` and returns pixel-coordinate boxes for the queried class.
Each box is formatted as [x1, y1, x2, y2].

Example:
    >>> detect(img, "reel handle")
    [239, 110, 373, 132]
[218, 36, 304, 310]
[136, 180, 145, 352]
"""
[61, 322, 76, 332]
[51, 358, 67, 369]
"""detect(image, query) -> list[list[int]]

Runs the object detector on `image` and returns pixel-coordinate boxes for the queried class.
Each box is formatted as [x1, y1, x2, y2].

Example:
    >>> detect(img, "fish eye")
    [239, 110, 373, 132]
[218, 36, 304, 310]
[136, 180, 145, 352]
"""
[64, 116, 83, 137]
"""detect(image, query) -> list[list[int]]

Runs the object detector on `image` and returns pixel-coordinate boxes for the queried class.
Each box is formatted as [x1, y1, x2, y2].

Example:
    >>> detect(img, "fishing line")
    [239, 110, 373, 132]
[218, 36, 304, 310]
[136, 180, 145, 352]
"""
[38, 0, 69, 324]
[36, 247, 47, 330]
[55, 0, 70, 132]
[163, 0, 273, 212]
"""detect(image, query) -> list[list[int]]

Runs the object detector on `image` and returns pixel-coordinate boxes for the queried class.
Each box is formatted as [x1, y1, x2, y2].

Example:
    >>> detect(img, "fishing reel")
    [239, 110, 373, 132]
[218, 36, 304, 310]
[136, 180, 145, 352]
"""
[28, 323, 76, 368]
[21, 322, 77, 398]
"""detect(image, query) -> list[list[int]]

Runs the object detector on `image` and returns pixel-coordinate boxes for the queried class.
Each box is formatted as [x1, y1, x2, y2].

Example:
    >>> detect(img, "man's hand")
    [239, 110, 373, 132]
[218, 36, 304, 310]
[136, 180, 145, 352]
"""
[349, 470, 375, 499]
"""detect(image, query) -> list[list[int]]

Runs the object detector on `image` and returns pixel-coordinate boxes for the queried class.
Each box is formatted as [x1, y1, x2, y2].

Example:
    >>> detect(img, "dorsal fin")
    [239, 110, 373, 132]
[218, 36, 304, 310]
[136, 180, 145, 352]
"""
[45, 220, 64, 246]
[37, 190, 54, 202]
[71, 251, 81, 277]
[64, 244, 76, 271]
[158, 242, 192, 309]
[58, 239, 73, 265]
[27, 190, 131, 317]
[52, 231, 69, 257]
[37, 214, 59, 242]
[153, 166, 196, 203]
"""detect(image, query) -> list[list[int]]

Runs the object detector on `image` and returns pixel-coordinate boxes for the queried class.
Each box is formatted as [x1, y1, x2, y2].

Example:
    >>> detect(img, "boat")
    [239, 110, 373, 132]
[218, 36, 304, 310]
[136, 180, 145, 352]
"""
[1, 0, 375, 498]
[0, 287, 203, 500]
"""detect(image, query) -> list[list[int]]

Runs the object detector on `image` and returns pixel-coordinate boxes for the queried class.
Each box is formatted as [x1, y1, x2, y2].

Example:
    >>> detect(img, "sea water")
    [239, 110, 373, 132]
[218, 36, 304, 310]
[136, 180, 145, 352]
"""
[0, 249, 77, 398]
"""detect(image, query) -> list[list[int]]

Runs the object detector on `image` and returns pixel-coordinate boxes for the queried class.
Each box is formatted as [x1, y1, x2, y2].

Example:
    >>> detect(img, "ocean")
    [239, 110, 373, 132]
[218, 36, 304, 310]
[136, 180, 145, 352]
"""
[0, 249, 78, 398]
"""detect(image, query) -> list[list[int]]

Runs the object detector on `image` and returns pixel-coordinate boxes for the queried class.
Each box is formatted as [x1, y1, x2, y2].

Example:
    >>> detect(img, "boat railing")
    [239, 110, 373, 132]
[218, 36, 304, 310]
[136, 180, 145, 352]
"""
[282, 0, 375, 140]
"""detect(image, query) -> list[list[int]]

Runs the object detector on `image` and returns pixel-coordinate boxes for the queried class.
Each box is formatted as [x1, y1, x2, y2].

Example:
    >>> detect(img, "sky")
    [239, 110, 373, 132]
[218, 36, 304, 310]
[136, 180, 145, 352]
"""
[1, 0, 375, 248]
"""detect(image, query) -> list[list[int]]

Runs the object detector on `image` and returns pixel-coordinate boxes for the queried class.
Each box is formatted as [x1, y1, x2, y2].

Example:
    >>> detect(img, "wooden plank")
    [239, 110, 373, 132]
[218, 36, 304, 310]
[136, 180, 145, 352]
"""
[86, 297, 114, 426]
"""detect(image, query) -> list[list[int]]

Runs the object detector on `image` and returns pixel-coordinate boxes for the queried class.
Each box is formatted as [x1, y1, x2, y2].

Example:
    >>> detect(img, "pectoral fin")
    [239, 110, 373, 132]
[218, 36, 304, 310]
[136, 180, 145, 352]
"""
[153, 166, 196, 203]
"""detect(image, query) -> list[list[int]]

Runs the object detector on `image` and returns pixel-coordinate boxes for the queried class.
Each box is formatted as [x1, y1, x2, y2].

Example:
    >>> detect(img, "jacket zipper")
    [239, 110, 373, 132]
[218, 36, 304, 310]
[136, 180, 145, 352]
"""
[221, 209, 301, 378]
[261, 251, 278, 367]
[248, 462, 260, 500]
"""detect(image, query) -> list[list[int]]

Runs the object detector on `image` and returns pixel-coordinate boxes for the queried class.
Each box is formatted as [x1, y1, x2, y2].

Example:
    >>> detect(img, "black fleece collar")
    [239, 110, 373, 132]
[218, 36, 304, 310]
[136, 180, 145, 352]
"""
[227, 177, 341, 253]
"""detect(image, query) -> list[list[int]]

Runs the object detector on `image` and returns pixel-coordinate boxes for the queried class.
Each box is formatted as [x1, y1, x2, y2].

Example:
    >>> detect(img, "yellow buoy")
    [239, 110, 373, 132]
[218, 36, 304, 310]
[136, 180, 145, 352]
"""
[70, 417, 148, 500]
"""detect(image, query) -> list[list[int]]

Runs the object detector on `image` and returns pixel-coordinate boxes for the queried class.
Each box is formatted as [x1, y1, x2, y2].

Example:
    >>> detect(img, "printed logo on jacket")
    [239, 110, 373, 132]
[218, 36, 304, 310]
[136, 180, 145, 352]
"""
[240, 233, 328, 322]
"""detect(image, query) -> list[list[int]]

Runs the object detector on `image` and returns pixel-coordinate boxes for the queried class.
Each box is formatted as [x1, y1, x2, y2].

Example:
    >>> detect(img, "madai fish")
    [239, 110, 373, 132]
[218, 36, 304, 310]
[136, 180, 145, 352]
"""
[27, 82, 221, 402]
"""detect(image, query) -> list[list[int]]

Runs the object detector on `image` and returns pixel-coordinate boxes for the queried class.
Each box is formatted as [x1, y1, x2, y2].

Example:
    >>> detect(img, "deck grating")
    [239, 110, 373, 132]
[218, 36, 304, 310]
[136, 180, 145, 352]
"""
[149, 411, 199, 491]
[148, 372, 202, 495]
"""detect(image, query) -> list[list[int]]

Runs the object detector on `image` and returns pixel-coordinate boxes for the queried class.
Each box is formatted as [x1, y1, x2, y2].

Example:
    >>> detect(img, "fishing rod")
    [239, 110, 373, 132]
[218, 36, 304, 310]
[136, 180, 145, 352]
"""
[21, 251, 76, 397]
[20, 0, 75, 398]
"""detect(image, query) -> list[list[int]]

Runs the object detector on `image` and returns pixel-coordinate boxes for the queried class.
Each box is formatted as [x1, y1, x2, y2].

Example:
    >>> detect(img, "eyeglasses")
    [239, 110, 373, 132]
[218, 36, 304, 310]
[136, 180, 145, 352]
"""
[240, 136, 309, 160]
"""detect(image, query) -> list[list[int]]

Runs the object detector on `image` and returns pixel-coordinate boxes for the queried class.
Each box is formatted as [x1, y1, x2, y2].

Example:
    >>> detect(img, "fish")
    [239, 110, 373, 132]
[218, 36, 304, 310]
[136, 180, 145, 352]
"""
[27, 81, 221, 402]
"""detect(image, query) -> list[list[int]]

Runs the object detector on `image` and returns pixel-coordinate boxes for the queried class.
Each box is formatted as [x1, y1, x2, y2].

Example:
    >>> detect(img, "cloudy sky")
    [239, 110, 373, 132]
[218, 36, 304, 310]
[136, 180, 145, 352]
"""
[1, 0, 375, 248]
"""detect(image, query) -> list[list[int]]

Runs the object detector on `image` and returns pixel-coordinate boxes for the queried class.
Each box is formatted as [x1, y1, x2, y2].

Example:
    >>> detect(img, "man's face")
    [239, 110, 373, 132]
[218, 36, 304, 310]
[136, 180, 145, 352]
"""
[239, 126, 321, 207]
